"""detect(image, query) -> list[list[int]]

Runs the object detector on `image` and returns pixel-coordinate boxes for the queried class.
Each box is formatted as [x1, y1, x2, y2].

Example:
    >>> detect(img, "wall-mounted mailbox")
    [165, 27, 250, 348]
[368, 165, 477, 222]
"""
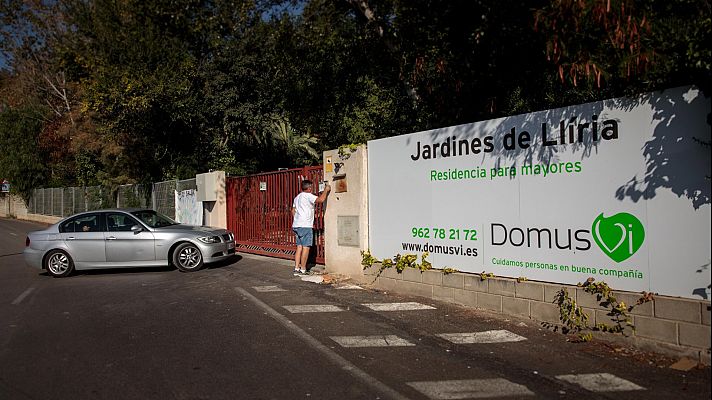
[333, 174, 347, 193]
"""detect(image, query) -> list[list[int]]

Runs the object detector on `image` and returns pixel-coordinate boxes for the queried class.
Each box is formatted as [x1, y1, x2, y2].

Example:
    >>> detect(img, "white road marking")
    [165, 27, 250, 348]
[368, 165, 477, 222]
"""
[300, 275, 324, 283]
[330, 335, 416, 348]
[556, 373, 645, 392]
[437, 330, 527, 344]
[252, 285, 287, 292]
[407, 378, 535, 399]
[11, 287, 35, 305]
[282, 304, 345, 313]
[336, 284, 364, 290]
[235, 287, 409, 400]
[362, 302, 436, 311]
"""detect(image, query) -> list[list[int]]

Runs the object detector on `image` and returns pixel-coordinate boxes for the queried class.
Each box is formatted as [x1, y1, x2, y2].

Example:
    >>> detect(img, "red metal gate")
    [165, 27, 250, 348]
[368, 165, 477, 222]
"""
[226, 166, 325, 264]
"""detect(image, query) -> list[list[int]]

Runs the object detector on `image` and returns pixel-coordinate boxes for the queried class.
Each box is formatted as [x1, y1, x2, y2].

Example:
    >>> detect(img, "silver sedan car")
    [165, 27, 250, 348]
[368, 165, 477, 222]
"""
[23, 208, 235, 277]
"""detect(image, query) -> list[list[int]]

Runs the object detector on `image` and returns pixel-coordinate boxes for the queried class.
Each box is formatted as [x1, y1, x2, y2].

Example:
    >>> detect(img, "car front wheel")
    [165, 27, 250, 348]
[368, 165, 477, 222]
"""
[45, 250, 74, 278]
[173, 243, 204, 272]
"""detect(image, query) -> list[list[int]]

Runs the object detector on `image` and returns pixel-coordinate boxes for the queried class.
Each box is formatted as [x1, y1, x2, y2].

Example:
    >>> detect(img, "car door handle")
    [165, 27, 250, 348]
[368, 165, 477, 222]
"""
[105, 236, 117, 241]
[66, 236, 75, 240]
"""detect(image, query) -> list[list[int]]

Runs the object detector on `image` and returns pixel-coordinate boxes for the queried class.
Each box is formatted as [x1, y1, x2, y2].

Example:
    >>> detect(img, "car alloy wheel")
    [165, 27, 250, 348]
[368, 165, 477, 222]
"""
[45, 250, 74, 278]
[173, 243, 204, 272]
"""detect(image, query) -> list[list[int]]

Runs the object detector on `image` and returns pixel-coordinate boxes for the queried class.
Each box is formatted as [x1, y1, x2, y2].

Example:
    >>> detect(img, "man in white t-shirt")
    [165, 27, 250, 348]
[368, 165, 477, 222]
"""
[291, 179, 330, 274]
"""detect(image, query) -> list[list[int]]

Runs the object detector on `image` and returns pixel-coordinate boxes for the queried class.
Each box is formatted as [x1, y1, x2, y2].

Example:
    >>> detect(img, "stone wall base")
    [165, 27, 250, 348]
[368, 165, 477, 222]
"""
[362, 266, 711, 365]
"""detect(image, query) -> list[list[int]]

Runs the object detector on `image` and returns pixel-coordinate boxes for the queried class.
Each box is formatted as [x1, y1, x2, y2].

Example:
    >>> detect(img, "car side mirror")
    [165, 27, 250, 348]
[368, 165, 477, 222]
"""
[131, 225, 143, 234]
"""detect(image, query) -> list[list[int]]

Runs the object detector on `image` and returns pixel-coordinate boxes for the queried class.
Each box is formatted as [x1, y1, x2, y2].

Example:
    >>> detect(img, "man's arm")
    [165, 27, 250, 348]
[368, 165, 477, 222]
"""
[315, 183, 331, 204]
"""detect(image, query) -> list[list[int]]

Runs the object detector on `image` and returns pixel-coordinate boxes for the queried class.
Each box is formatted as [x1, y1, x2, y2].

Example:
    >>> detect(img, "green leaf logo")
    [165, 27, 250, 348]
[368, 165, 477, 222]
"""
[592, 213, 645, 263]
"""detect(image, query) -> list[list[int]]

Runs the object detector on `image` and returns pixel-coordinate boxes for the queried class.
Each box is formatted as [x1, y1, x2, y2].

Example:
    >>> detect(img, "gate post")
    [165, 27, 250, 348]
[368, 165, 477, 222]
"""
[196, 171, 227, 228]
[322, 145, 369, 280]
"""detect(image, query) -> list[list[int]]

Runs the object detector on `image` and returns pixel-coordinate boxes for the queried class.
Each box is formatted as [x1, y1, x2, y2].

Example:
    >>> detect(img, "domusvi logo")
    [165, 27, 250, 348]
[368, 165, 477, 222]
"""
[592, 212, 645, 263]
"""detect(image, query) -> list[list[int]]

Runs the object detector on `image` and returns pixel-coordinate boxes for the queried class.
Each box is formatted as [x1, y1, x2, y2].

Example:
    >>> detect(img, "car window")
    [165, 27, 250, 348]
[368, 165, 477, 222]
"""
[59, 219, 76, 233]
[106, 213, 141, 232]
[60, 214, 103, 233]
[131, 210, 177, 228]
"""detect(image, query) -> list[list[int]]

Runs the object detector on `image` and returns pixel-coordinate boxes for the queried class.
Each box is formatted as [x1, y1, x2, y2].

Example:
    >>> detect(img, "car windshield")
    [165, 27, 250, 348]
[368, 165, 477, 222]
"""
[131, 210, 178, 228]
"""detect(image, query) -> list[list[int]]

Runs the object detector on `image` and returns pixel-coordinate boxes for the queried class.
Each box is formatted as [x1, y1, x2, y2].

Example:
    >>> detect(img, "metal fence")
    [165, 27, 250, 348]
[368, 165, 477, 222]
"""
[226, 166, 325, 263]
[153, 180, 177, 218]
[28, 179, 198, 220]
[28, 186, 113, 217]
[116, 184, 151, 209]
[177, 178, 197, 192]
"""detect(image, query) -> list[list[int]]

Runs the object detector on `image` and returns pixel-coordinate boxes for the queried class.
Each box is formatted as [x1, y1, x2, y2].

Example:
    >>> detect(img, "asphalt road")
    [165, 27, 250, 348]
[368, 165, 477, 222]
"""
[1, 217, 710, 400]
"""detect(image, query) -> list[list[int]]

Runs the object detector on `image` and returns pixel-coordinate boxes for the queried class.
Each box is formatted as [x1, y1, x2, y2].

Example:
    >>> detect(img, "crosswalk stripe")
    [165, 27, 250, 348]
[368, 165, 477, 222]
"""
[300, 275, 324, 283]
[407, 378, 535, 399]
[362, 302, 436, 311]
[330, 335, 416, 348]
[556, 373, 645, 392]
[336, 284, 364, 290]
[252, 285, 287, 292]
[437, 330, 526, 344]
[282, 304, 346, 313]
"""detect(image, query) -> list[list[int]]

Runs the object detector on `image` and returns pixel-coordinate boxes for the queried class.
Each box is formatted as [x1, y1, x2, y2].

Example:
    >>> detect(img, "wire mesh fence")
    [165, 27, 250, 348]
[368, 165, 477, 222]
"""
[27, 179, 195, 219]
[116, 184, 151, 209]
[177, 178, 197, 192]
[85, 185, 108, 211]
[153, 180, 177, 219]
[62, 187, 75, 217]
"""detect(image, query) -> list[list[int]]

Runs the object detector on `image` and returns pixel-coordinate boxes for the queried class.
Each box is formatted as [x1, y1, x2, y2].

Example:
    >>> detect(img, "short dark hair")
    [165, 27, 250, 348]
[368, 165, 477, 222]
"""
[301, 180, 313, 191]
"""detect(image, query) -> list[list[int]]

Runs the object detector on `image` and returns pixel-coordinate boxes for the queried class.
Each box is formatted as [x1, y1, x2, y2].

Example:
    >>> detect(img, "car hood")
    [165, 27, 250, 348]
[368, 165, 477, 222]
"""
[153, 224, 227, 235]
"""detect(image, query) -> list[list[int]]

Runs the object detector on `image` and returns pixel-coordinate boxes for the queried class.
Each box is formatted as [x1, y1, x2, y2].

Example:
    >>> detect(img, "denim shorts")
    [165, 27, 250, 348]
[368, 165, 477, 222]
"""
[293, 227, 314, 247]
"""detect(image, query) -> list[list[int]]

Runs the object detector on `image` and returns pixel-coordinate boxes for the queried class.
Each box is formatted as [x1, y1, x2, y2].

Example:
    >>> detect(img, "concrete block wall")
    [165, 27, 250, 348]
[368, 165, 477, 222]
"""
[0, 194, 27, 218]
[363, 265, 711, 364]
[319, 144, 710, 364]
[0, 194, 61, 224]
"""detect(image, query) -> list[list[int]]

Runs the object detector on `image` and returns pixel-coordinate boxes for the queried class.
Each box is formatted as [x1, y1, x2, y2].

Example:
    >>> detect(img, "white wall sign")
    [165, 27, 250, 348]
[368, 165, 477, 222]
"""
[175, 189, 204, 226]
[368, 86, 711, 299]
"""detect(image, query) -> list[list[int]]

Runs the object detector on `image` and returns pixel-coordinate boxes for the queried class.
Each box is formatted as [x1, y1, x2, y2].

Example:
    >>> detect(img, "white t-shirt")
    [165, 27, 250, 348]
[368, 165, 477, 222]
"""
[292, 192, 318, 228]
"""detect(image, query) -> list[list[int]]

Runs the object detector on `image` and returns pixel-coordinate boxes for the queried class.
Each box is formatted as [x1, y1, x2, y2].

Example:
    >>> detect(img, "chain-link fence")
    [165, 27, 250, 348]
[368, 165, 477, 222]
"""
[116, 184, 151, 209]
[29, 186, 115, 217]
[27, 179, 198, 219]
[86, 185, 109, 211]
[177, 178, 197, 192]
[153, 180, 177, 219]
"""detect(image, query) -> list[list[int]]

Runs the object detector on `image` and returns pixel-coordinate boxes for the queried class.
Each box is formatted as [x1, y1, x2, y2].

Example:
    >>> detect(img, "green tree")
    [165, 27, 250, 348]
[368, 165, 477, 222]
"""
[535, 0, 711, 93]
[1, 0, 709, 190]
[0, 105, 49, 200]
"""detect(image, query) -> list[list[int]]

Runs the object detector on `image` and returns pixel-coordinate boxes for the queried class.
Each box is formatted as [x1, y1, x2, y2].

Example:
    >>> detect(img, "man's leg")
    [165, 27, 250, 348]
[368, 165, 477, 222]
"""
[294, 245, 304, 271]
[299, 246, 310, 272]
[299, 228, 314, 273]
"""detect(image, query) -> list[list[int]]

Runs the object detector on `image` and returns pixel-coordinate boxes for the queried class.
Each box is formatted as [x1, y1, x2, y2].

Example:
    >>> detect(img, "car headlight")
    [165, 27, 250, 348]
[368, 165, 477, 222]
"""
[197, 236, 221, 244]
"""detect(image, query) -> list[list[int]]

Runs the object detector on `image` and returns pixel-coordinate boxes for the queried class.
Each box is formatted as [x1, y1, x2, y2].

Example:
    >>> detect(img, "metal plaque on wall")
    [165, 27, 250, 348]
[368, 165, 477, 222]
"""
[337, 216, 359, 247]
